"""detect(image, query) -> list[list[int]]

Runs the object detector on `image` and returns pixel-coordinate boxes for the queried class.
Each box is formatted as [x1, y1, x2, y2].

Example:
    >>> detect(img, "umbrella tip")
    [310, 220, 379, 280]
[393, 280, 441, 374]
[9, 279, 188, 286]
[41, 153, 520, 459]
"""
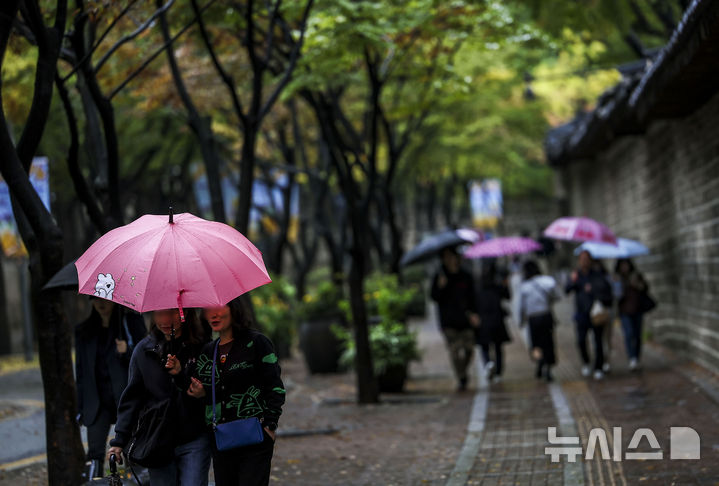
[169, 206, 174, 224]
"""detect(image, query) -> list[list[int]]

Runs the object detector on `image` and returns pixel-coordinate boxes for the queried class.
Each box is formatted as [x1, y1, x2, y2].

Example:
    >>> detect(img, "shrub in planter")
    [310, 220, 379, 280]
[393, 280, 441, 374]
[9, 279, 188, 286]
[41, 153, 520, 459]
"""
[333, 319, 420, 392]
[363, 272, 418, 323]
[250, 276, 297, 360]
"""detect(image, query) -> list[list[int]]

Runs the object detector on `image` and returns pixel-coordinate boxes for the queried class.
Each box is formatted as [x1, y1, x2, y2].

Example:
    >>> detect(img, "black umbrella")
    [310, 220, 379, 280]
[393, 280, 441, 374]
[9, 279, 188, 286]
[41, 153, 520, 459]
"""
[42, 259, 78, 291]
[400, 228, 481, 267]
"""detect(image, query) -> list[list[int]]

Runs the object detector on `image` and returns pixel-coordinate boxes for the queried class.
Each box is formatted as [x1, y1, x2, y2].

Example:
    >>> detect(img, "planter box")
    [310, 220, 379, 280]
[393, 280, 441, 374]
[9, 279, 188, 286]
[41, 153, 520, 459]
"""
[377, 363, 408, 393]
[298, 316, 345, 374]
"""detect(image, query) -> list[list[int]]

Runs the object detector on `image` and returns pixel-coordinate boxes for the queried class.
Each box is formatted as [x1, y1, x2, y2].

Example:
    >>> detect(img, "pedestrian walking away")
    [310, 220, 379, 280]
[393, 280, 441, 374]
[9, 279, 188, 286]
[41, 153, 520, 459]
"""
[430, 247, 481, 391]
[593, 259, 615, 374]
[519, 260, 560, 382]
[615, 258, 654, 371]
[75, 297, 147, 480]
[189, 298, 286, 486]
[566, 250, 613, 380]
[474, 261, 511, 383]
[107, 308, 211, 486]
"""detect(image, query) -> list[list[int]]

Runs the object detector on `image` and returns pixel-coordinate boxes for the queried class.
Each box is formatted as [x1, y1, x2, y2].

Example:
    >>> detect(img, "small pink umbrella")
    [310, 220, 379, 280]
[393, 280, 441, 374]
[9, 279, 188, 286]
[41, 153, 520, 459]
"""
[543, 216, 617, 244]
[463, 237, 542, 259]
[75, 212, 271, 317]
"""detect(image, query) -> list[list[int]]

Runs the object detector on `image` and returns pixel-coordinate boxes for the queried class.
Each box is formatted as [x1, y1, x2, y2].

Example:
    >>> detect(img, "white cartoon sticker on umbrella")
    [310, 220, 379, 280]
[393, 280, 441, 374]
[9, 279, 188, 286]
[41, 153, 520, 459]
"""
[94, 273, 115, 299]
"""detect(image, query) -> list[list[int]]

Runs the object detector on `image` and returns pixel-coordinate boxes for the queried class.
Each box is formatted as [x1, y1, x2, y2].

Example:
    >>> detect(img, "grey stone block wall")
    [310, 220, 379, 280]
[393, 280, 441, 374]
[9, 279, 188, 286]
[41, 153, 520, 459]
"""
[560, 91, 719, 372]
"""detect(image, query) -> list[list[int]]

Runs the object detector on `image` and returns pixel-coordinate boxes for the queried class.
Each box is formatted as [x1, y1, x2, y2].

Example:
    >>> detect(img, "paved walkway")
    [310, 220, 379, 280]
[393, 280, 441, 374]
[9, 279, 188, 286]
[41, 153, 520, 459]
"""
[1, 290, 719, 485]
[446, 287, 719, 486]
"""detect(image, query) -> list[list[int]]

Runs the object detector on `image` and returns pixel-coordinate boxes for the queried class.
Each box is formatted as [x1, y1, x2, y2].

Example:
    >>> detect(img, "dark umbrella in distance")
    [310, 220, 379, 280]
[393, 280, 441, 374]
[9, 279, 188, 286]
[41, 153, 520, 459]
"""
[42, 259, 78, 291]
[400, 228, 481, 267]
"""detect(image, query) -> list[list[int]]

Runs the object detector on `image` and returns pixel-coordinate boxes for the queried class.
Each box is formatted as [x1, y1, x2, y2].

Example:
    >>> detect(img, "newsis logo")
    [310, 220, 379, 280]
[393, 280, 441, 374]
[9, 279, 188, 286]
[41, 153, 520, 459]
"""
[545, 427, 700, 462]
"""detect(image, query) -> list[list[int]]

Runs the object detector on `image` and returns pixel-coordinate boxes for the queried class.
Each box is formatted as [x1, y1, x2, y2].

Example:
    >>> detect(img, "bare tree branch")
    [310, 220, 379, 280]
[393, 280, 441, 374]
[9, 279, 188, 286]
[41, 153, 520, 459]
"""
[108, 0, 218, 100]
[189, 0, 248, 127]
[94, 0, 175, 75]
[61, 0, 140, 82]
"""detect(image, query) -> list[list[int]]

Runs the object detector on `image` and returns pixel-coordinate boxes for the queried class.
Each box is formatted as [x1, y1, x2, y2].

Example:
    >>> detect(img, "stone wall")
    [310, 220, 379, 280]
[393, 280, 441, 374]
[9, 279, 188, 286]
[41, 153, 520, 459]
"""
[559, 90, 719, 372]
[500, 196, 560, 238]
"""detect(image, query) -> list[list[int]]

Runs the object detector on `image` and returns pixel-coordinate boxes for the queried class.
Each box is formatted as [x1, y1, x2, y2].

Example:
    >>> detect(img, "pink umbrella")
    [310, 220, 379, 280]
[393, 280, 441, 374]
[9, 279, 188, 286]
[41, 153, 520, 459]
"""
[463, 237, 542, 259]
[543, 216, 617, 244]
[75, 212, 271, 317]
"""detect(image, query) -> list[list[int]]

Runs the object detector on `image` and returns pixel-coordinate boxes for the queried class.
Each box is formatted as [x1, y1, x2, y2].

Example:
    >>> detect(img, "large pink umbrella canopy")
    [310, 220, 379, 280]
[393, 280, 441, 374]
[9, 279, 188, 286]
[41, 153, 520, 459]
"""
[463, 237, 542, 259]
[75, 213, 271, 313]
[543, 216, 617, 244]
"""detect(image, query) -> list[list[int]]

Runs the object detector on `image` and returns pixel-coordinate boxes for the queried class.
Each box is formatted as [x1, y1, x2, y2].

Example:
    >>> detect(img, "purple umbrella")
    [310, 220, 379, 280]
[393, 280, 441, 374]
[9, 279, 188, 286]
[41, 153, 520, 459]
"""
[463, 237, 542, 259]
[543, 216, 617, 244]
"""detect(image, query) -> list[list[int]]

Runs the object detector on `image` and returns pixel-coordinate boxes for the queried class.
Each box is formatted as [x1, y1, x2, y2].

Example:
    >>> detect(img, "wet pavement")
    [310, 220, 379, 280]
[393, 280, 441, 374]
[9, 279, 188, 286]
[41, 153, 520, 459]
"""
[1, 289, 719, 485]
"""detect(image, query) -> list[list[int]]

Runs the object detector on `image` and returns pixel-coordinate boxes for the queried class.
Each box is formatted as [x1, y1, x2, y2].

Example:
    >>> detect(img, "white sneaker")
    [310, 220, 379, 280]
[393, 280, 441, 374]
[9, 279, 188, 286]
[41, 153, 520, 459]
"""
[602, 362, 611, 373]
[593, 370, 604, 380]
[581, 365, 591, 377]
[628, 358, 639, 371]
[485, 361, 496, 379]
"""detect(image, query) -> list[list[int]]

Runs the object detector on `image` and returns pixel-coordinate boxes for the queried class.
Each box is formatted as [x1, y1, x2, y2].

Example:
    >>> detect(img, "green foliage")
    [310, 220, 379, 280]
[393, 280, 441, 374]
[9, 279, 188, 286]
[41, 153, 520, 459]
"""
[333, 319, 420, 375]
[250, 276, 298, 349]
[334, 272, 421, 374]
[363, 272, 418, 323]
[298, 279, 342, 320]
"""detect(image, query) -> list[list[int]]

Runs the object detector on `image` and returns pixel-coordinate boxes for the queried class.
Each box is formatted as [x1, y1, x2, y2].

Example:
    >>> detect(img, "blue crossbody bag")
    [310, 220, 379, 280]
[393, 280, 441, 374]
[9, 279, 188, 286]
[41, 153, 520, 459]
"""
[211, 340, 265, 450]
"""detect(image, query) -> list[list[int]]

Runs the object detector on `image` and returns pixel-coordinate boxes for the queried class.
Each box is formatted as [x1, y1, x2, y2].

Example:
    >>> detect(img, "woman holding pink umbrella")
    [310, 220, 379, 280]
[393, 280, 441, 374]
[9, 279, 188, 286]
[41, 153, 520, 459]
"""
[107, 308, 211, 485]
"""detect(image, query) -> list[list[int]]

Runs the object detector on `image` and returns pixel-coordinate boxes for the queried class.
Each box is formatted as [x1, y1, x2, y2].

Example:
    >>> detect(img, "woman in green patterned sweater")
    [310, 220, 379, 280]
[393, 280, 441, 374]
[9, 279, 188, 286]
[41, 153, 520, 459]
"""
[187, 297, 285, 486]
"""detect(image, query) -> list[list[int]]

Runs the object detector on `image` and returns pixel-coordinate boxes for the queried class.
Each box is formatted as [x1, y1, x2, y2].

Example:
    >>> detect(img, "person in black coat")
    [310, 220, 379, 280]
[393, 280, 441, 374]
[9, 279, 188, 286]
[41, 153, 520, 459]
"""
[430, 247, 480, 391]
[474, 261, 511, 383]
[188, 297, 285, 486]
[74, 297, 146, 479]
[107, 308, 211, 486]
[566, 250, 613, 380]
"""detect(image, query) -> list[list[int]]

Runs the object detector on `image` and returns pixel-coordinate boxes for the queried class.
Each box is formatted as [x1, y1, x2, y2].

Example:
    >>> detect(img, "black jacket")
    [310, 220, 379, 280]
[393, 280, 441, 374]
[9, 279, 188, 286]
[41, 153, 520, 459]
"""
[75, 310, 146, 426]
[110, 332, 208, 449]
[430, 267, 477, 330]
[566, 269, 612, 316]
[475, 283, 511, 346]
[194, 329, 285, 427]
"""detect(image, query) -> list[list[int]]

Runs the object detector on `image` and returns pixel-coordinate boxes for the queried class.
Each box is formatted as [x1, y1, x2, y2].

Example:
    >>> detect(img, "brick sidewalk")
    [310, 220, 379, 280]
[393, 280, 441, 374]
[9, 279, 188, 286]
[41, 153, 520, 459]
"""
[449, 293, 719, 486]
[2, 296, 718, 485]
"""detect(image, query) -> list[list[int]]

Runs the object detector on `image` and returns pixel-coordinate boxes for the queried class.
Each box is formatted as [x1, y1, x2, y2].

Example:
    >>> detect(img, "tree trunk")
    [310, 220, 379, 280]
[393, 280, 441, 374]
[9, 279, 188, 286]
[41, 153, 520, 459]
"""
[384, 188, 403, 274]
[347, 209, 379, 403]
[236, 124, 259, 235]
[0, 2, 85, 481]
[0, 133, 85, 486]
[157, 3, 227, 222]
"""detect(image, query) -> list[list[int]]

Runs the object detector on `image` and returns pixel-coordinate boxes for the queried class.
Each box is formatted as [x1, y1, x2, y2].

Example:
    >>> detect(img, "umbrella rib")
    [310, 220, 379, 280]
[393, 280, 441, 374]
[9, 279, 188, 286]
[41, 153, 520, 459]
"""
[140, 228, 175, 312]
[173, 224, 266, 303]
[76, 227, 161, 276]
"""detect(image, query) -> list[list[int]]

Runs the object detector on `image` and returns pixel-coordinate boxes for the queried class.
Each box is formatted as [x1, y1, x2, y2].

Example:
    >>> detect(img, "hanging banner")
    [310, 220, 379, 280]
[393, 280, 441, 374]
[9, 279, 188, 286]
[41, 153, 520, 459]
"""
[0, 157, 51, 257]
[469, 179, 502, 229]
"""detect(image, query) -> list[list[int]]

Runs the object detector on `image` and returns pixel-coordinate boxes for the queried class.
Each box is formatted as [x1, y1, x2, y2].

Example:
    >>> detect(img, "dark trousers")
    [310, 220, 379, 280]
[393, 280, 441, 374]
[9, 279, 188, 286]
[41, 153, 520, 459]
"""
[529, 313, 556, 366]
[212, 431, 275, 486]
[479, 342, 503, 375]
[86, 406, 114, 461]
[620, 313, 644, 360]
[575, 315, 604, 371]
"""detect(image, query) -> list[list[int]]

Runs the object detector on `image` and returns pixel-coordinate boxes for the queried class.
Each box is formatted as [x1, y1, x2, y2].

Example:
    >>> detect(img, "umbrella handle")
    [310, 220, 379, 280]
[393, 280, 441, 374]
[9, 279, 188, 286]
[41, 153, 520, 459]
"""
[109, 454, 117, 474]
